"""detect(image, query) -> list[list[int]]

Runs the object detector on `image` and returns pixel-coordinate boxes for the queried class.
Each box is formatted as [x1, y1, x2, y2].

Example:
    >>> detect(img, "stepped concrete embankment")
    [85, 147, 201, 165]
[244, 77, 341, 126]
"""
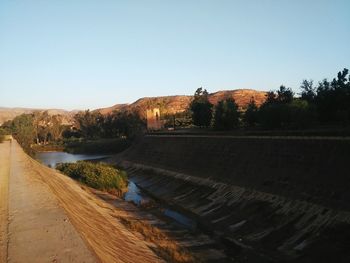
[116, 135, 350, 262]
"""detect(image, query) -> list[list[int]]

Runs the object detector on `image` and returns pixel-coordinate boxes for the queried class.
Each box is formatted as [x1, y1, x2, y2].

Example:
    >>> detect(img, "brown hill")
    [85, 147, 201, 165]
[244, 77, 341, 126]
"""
[0, 89, 267, 124]
[97, 104, 128, 115]
[96, 89, 267, 117]
[208, 89, 267, 107]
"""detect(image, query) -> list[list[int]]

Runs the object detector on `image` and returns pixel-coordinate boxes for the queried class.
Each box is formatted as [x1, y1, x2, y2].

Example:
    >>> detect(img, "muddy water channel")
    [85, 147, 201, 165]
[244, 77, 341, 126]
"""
[36, 152, 197, 230]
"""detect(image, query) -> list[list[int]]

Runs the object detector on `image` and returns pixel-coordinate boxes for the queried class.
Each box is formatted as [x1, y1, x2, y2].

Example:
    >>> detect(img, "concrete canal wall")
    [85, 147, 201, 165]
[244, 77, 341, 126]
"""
[116, 135, 350, 262]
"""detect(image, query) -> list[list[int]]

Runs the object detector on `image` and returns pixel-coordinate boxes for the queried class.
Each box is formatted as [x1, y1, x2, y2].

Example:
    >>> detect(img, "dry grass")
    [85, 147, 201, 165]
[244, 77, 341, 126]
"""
[80, 183, 198, 262]
[118, 217, 197, 263]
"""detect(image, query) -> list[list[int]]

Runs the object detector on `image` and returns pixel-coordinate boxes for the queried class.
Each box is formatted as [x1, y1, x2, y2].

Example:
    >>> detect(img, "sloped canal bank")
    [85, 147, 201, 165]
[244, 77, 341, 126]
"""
[36, 151, 232, 262]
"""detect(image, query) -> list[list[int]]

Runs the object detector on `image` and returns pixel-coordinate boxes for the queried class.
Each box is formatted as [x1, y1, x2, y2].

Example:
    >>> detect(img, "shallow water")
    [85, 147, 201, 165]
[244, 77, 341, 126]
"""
[124, 181, 196, 229]
[35, 151, 110, 168]
[36, 151, 196, 229]
[164, 208, 196, 229]
[123, 181, 151, 205]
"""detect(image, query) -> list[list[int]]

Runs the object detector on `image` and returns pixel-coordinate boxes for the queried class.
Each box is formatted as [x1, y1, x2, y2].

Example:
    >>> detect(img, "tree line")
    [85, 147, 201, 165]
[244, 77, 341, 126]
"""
[72, 110, 144, 139]
[0, 109, 145, 153]
[1, 68, 349, 152]
[189, 68, 350, 130]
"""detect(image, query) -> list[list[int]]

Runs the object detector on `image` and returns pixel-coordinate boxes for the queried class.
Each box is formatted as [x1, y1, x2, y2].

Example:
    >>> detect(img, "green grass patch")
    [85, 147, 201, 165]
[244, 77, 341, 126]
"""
[56, 161, 128, 195]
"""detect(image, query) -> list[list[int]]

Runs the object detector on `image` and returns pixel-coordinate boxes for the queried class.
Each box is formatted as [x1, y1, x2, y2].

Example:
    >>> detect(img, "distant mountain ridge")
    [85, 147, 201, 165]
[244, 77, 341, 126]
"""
[95, 89, 267, 117]
[0, 107, 77, 125]
[0, 89, 267, 124]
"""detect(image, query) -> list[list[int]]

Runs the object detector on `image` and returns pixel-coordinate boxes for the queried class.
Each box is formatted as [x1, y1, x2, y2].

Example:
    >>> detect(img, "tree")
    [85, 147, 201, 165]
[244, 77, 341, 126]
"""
[258, 86, 294, 129]
[110, 111, 145, 139]
[243, 99, 258, 127]
[315, 68, 350, 125]
[190, 88, 213, 127]
[31, 111, 66, 144]
[277, 85, 294, 104]
[289, 99, 317, 128]
[300, 79, 316, 103]
[213, 98, 240, 130]
[74, 110, 104, 138]
[9, 114, 36, 153]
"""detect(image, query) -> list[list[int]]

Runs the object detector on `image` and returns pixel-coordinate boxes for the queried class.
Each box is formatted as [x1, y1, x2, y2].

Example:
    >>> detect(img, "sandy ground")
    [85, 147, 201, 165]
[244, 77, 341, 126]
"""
[0, 140, 162, 263]
[0, 141, 10, 262]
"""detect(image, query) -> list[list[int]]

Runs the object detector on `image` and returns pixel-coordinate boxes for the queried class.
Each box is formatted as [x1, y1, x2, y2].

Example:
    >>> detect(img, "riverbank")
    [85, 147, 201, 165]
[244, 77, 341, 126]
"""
[0, 139, 10, 262]
[35, 150, 230, 262]
[1, 139, 162, 262]
[0, 140, 97, 262]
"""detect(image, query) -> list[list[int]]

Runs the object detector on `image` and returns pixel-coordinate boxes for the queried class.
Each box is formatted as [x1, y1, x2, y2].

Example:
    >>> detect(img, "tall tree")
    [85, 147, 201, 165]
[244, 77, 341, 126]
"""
[74, 110, 104, 138]
[277, 85, 294, 104]
[258, 86, 294, 129]
[300, 79, 316, 103]
[190, 87, 213, 127]
[243, 99, 258, 127]
[213, 98, 240, 130]
[315, 68, 350, 124]
[10, 114, 36, 152]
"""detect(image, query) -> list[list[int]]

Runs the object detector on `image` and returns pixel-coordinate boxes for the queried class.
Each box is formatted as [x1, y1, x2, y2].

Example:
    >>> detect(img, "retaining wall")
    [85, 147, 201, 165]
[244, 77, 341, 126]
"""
[116, 135, 350, 262]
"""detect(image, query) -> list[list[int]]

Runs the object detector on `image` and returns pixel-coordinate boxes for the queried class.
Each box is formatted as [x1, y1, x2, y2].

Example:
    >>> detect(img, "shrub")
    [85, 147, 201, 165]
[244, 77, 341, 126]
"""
[56, 161, 128, 194]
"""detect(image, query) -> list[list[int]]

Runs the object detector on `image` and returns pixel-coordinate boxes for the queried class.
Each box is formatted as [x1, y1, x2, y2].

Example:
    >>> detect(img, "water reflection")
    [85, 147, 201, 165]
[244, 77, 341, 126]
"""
[124, 181, 196, 230]
[36, 151, 196, 230]
[164, 209, 197, 229]
[36, 151, 110, 168]
[124, 181, 152, 206]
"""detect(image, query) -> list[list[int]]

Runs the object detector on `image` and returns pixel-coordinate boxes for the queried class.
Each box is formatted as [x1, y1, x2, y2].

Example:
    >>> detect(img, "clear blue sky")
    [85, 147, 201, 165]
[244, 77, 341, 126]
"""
[0, 0, 349, 110]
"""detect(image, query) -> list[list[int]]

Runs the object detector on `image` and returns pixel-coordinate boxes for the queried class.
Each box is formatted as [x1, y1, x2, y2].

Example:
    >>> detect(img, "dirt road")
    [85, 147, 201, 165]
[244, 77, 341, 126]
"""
[0, 140, 161, 263]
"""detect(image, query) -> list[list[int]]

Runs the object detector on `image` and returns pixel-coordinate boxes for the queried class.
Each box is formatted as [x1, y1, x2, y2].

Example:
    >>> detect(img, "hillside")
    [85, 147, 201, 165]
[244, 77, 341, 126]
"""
[96, 89, 267, 117]
[208, 89, 267, 107]
[1, 89, 267, 124]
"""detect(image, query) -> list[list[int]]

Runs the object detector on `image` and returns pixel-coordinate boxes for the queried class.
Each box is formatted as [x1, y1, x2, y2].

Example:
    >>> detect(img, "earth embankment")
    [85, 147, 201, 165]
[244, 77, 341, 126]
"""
[0, 140, 161, 263]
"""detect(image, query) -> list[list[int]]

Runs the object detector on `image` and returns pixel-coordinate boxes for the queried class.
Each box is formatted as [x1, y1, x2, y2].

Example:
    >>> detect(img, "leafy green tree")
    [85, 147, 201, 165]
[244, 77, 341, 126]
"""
[109, 111, 145, 139]
[243, 99, 259, 127]
[258, 86, 294, 129]
[74, 110, 104, 138]
[315, 68, 350, 125]
[289, 99, 317, 128]
[277, 85, 294, 104]
[300, 79, 316, 103]
[31, 111, 67, 144]
[190, 87, 213, 127]
[213, 98, 240, 130]
[9, 114, 36, 152]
